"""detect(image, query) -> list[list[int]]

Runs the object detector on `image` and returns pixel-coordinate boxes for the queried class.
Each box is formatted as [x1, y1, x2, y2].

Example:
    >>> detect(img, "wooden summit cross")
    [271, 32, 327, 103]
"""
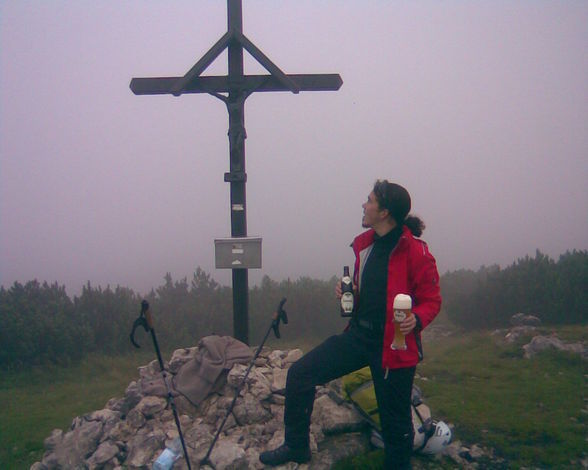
[130, 0, 342, 345]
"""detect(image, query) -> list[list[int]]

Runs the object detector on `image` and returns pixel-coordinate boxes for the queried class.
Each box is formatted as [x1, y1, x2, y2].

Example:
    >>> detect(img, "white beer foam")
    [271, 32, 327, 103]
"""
[393, 293, 412, 310]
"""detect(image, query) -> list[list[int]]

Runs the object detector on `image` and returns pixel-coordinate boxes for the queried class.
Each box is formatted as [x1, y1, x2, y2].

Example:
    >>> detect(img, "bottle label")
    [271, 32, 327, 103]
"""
[341, 292, 354, 313]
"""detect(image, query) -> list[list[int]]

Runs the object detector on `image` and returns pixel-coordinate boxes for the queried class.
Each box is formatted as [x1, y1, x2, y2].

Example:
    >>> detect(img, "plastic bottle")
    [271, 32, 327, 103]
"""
[152, 437, 182, 470]
[340, 266, 354, 317]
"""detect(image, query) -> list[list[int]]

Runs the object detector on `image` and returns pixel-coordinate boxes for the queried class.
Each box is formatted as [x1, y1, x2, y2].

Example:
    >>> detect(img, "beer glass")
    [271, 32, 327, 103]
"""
[391, 294, 412, 350]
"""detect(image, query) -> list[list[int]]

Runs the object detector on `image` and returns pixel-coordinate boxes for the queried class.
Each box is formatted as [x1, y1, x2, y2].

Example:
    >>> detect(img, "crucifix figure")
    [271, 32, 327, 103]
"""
[130, 0, 342, 345]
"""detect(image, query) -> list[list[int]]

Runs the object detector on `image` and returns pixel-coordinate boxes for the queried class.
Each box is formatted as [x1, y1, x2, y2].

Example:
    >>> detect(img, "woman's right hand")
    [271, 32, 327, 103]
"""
[335, 281, 342, 299]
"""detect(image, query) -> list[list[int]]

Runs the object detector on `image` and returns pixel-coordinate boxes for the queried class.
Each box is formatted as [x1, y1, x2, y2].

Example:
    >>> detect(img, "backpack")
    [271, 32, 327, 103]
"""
[342, 367, 449, 453]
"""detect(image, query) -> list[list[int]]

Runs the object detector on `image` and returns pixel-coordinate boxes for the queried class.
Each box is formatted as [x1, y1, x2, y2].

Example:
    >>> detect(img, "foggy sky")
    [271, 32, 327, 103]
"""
[1, 1, 587, 296]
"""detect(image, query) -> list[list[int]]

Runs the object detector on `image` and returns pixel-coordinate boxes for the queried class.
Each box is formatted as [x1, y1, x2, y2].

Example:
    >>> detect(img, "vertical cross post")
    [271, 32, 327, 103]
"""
[226, 0, 249, 344]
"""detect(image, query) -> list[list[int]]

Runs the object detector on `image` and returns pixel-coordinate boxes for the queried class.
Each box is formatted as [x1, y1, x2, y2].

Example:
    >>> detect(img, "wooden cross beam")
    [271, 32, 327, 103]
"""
[130, 0, 342, 345]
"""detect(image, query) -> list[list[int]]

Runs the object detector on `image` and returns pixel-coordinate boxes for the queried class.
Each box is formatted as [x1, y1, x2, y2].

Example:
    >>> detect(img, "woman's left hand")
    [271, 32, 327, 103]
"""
[399, 313, 417, 335]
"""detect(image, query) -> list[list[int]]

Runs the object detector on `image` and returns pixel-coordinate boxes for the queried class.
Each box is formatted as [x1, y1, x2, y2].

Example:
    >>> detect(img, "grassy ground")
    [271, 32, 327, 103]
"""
[418, 327, 586, 468]
[335, 324, 587, 469]
[1, 326, 586, 469]
[0, 351, 155, 469]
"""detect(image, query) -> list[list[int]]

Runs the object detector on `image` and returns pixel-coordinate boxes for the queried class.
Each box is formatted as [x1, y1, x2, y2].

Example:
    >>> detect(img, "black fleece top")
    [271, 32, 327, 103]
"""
[356, 225, 402, 330]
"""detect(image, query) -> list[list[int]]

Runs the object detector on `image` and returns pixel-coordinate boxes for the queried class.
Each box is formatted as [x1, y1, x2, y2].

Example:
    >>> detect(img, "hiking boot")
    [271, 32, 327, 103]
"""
[259, 443, 311, 466]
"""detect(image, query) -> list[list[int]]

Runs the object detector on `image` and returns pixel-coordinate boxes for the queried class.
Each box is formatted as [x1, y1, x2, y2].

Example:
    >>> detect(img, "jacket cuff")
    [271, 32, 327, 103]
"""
[414, 314, 423, 331]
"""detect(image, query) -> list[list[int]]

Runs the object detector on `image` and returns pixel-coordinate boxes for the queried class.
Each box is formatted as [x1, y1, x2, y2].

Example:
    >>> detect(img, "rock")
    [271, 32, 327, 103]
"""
[169, 347, 198, 373]
[440, 440, 468, 466]
[271, 368, 289, 393]
[510, 313, 542, 327]
[41, 419, 103, 469]
[135, 396, 167, 418]
[226, 363, 272, 401]
[247, 368, 273, 401]
[268, 350, 285, 368]
[125, 407, 146, 429]
[116, 380, 142, 415]
[464, 443, 485, 460]
[125, 430, 165, 468]
[285, 349, 304, 364]
[504, 325, 537, 343]
[523, 335, 587, 359]
[43, 429, 63, 452]
[86, 440, 120, 468]
[137, 361, 156, 379]
[312, 395, 364, 435]
[209, 438, 248, 469]
[232, 394, 272, 425]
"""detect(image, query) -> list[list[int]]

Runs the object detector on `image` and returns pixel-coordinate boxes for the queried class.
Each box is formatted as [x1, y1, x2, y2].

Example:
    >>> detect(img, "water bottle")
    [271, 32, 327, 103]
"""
[152, 437, 182, 470]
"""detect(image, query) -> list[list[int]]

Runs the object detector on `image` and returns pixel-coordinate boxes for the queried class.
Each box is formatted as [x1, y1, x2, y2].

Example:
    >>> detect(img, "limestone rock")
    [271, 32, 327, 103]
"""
[43, 429, 63, 452]
[169, 346, 198, 373]
[510, 312, 542, 326]
[86, 440, 120, 468]
[125, 430, 165, 468]
[232, 394, 272, 425]
[135, 396, 167, 418]
[523, 334, 587, 359]
[504, 325, 537, 343]
[285, 349, 304, 364]
[209, 439, 247, 470]
[41, 419, 103, 469]
[271, 367, 288, 393]
[312, 394, 364, 435]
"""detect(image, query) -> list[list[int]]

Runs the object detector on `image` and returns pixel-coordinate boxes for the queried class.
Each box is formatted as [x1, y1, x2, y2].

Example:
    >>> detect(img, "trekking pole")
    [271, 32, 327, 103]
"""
[201, 298, 289, 467]
[130, 300, 192, 470]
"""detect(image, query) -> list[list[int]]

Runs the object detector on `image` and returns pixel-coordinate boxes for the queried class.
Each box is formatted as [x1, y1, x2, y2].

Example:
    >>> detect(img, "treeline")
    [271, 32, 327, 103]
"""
[1, 250, 585, 369]
[0, 268, 343, 370]
[442, 250, 586, 329]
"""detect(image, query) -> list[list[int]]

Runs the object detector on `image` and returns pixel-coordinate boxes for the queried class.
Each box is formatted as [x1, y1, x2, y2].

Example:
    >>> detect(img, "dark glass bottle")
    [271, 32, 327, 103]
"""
[340, 266, 354, 317]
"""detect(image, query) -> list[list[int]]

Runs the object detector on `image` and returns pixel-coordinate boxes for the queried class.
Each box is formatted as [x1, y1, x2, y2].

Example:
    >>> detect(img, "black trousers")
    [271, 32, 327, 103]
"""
[284, 326, 415, 469]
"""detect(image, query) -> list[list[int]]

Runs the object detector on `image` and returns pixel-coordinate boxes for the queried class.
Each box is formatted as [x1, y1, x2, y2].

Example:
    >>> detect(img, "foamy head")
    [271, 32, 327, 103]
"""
[393, 294, 412, 310]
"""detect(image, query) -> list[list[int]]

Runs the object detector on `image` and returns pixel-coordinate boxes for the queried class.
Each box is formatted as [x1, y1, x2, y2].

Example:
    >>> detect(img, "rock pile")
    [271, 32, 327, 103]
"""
[31, 338, 509, 470]
[31, 344, 371, 470]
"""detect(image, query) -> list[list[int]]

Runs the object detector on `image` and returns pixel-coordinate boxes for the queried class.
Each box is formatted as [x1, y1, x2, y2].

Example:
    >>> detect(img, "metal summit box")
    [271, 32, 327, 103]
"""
[214, 237, 262, 269]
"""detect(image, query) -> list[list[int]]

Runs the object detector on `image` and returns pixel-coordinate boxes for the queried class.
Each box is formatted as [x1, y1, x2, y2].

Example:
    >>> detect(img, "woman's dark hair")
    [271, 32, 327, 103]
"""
[404, 215, 425, 237]
[373, 180, 425, 237]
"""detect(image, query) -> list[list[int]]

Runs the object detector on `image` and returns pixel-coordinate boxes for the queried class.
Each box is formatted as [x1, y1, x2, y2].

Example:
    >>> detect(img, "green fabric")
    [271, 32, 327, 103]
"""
[342, 366, 381, 429]
[342, 366, 432, 434]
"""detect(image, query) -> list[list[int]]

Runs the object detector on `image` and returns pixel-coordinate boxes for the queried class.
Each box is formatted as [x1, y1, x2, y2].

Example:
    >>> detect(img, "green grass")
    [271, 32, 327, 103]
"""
[0, 351, 154, 469]
[416, 327, 587, 468]
[334, 325, 586, 469]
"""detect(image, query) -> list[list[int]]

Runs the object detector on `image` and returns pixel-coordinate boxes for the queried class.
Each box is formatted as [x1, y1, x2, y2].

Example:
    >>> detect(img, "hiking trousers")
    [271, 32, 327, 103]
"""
[284, 326, 415, 469]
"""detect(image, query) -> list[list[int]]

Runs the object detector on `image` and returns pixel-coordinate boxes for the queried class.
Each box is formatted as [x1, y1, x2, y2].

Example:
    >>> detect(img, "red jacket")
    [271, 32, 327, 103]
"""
[352, 226, 442, 369]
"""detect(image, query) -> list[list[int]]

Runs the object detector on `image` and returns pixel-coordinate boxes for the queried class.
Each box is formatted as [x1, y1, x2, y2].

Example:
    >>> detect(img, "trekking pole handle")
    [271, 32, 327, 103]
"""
[141, 300, 154, 330]
[272, 298, 288, 339]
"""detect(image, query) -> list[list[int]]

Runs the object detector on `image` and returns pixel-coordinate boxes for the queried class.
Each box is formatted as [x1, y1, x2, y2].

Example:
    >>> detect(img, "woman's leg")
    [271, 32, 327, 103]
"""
[371, 365, 416, 469]
[284, 330, 371, 448]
